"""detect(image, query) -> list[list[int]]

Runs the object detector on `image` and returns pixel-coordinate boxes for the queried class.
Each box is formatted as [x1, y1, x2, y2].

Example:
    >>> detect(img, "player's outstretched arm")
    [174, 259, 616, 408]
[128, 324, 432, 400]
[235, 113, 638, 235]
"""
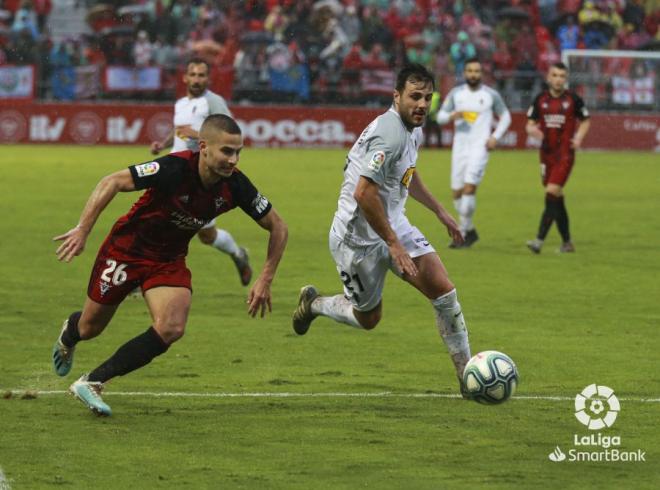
[247, 208, 288, 318]
[53, 169, 136, 262]
[354, 176, 417, 277]
[408, 172, 463, 245]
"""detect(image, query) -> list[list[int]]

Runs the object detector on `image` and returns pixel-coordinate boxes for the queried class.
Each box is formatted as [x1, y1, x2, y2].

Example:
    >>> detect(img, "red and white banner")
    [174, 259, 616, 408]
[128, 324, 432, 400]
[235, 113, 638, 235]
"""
[0, 65, 34, 99]
[0, 102, 657, 151]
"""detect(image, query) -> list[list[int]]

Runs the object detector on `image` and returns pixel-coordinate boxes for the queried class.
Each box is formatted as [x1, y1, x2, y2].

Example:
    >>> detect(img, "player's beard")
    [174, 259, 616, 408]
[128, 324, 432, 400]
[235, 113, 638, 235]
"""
[466, 77, 481, 88]
[410, 110, 426, 127]
[188, 85, 204, 97]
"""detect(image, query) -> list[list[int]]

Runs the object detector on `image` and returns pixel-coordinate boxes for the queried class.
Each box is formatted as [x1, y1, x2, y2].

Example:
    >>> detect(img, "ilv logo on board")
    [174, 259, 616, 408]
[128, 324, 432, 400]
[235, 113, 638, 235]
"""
[547, 384, 646, 463]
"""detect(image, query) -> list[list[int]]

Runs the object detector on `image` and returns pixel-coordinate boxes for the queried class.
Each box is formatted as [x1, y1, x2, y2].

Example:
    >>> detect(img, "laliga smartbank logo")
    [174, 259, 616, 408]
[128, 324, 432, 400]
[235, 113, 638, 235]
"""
[547, 384, 646, 463]
[575, 384, 620, 429]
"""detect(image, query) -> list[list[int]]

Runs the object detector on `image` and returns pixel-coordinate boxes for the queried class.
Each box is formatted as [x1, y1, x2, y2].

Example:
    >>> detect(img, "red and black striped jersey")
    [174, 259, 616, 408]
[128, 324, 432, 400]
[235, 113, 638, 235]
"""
[102, 151, 271, 261]
[527, 90, 589, 155]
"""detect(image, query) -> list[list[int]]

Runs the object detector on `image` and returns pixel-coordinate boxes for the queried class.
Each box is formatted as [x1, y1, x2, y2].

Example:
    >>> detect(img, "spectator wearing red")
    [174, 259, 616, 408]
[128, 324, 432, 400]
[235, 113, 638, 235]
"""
[32, 0, 50, 32]
[617, 22, 650, 49]
[511, 24, 537, 68]
[492, 39, 514, 72]
[83, 36, 106, 67]
[342, 43, 362, 71]
[559, 0, 582, 15]
[537, 39, 560, 74]
[362, 42, 388, 70]
[340, 43, 362, 101]
[644, 9, 659, 38]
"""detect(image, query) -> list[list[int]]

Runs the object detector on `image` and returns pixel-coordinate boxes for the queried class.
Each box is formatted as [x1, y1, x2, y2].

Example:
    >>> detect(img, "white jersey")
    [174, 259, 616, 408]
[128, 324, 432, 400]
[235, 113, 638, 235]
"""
[172, 90, 232, 152]
[437, 83, 510, 148]
[332, 107, 423, 246]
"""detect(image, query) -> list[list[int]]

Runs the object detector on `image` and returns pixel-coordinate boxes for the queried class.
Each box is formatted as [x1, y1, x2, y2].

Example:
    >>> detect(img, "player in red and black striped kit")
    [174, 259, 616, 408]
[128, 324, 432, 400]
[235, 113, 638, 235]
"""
[525, 62, 591, 254]
[51, 114, 288, 416]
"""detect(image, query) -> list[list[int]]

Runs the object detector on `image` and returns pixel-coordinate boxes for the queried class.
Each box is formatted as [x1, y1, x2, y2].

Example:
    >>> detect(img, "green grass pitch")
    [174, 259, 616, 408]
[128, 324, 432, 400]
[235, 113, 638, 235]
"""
[0, 145, 658, 489]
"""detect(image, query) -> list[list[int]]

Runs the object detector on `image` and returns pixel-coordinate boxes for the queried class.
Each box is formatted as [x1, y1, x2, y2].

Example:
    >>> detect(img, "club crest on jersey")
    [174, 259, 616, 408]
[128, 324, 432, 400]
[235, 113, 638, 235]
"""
[368, 151, 386, 172]
[135, 161, 160, 177]
[214, 197, 225, 209]
[562, 101, 569, 110]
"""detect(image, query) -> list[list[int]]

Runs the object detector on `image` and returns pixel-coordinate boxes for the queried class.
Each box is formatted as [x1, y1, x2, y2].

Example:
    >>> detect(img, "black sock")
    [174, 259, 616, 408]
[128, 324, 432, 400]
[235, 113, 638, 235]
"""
[60, 311, 82, 348]
[556, 196, 571, 242]
[537, 193, 560, 240]
[88, 327, 169, 384]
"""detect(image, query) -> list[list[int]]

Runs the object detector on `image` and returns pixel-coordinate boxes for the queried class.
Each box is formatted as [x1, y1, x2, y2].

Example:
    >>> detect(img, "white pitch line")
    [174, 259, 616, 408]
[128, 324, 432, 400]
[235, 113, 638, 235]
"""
[2, 390, 660, 402]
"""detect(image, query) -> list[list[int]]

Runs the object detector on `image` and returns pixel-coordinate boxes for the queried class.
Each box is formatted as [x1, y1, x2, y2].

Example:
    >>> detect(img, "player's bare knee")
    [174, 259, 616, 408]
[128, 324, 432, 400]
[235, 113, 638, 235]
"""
[154, 320, 186, 344]
[545, 184, 563, 197]
[197, 228, 215, 245]
[355, 310, 381, 330]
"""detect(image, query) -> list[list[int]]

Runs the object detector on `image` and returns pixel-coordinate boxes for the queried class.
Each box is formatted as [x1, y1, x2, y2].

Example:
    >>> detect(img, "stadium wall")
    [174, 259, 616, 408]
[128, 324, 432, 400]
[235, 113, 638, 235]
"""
[0, 102, 657, 151]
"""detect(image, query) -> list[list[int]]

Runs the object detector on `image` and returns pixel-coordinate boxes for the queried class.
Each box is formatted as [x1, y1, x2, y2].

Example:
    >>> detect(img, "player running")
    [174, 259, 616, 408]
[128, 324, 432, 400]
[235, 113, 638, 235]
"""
[436, 58, 511, 248]
[292, 64, 473, 397]
[151, 58, 252, 286]
[526, 62, 591, 253]
[52, 114, 288, 416]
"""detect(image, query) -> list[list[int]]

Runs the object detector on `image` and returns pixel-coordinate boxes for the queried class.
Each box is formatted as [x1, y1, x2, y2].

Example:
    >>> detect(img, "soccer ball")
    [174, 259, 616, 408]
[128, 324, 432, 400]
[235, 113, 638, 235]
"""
[463, 351, 519, 404]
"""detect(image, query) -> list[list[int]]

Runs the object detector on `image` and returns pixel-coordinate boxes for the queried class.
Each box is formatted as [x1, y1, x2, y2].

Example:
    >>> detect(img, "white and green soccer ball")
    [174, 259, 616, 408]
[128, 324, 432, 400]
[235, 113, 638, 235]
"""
[463, 351, 519, 404]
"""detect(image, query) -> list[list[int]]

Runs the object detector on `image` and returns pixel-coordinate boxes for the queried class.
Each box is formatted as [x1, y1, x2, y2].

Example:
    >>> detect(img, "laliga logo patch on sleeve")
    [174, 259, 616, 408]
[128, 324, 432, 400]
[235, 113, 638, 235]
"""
[135, 162, 160, 178]
[367, 151, 386, 172]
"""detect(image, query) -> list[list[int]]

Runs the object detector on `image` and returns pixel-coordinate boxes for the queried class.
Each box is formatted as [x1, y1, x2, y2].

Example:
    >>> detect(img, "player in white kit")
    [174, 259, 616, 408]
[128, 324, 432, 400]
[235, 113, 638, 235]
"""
[292, 64, 473, 396]
[437, 58, 511, 248]
[150, 59, 251, 286]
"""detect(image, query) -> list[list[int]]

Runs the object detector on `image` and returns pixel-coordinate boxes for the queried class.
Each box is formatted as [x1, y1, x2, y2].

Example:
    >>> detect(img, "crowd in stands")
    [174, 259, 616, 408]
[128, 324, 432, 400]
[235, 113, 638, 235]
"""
[0, 0, 658, 108]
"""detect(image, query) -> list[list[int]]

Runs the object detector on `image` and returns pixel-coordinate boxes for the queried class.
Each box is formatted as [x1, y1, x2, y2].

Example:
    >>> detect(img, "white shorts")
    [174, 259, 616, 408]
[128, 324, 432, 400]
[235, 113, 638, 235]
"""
[329, 225, 435, 312]
[451, 145, 489, 190]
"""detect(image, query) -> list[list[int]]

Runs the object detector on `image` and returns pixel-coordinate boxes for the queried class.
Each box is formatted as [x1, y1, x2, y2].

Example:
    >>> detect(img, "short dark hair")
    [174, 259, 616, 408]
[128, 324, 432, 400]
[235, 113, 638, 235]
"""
[200, 114, 241, 138]
[395, 63, 435, 92]
[186, 58, 210, 72]
[551, 62, 568, 71]
[464, 57, 481, 67]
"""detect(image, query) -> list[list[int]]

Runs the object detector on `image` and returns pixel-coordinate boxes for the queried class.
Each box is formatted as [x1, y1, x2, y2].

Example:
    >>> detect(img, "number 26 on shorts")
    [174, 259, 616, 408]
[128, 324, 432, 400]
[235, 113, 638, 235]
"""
[100, 259, 128, 286]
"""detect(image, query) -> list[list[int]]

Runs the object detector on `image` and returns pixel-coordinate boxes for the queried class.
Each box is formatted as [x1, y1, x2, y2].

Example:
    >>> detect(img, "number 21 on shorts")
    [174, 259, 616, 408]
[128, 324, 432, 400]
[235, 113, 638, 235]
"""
[340, 271, 364, 302]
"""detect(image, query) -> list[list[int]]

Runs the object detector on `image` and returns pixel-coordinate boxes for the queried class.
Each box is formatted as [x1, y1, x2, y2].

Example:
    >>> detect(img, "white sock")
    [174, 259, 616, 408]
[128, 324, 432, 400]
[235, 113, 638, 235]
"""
[432, 289, 471, 378]
[311, 295, 362, 328]
[212, 229, 240, 256]
[453, 198, 461, 214]
[459, 194, 476, 234]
